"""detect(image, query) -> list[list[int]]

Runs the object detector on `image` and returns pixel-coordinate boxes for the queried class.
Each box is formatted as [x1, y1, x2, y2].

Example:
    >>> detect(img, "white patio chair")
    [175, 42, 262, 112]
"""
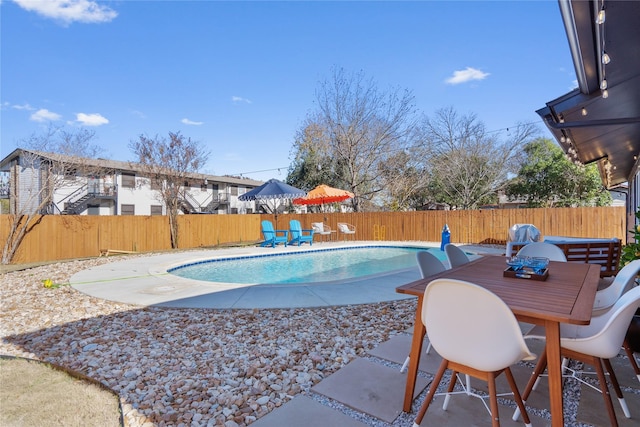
[516, 242, 567, 262]
[413, 279, 535, 427]
[311, 222, 332, 242]
[592, 259, 640, 316]
[514, 286, 640, 426]
[592, 259, 640, 385]
[399, 251, 447, 373]
[337, 222, 356, 240]
[624, 312, 640, 384]
[444, 243, 470, 268]
[416, 250, 447, 278]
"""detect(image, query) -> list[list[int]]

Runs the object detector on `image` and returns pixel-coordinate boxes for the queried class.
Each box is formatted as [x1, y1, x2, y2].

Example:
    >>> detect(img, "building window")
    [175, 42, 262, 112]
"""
[230, 186, 238, 196]
[246, 208, 253, 214]
[121, 173, 136, 188]
[150, 178, 162, 191]
[230, 208, 238, 214]
[121, 204, 135, 215]
[212, 183, 219, 191]
[150, 205, 163, 215]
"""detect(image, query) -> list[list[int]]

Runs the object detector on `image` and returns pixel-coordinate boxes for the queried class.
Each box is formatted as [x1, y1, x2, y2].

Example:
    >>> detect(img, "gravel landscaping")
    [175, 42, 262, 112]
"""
[4, 248, 636, 427]
[0, 253, 416, 427]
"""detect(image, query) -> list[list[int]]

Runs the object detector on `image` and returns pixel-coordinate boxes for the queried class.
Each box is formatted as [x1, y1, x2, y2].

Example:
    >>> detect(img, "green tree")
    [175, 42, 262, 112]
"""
[287, 121, 335, 191]
[506, 138, 612, 207]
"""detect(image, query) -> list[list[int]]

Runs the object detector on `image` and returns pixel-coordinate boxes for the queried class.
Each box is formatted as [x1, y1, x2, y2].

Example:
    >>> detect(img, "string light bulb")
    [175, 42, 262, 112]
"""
[581, 107, 588, 116]
[600, 79, 608, 90]
[602, 89, 609, 99]
[602, 52, 611, 64]
[596, 9, 606, 24]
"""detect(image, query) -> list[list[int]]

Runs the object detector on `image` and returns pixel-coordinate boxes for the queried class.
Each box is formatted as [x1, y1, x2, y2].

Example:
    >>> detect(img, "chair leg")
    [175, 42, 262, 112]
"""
[592, 356, 619, 427]
[623, 338, 640, 384]
[442, 369, 458, 411]
[400, 356, 411, 373]
[413, 359, 448, 427]
[486, 372, 500, 427]
[522, 347, 547, 402]
[400, 341, 432, 373]
[513, 349, 547, 421]
[505, 367, 532, 427]
[603, 358, 631, 418]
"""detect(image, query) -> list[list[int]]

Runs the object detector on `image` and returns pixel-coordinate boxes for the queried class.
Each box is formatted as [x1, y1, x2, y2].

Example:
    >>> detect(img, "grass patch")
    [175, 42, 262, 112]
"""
[0, 357, 122, 427]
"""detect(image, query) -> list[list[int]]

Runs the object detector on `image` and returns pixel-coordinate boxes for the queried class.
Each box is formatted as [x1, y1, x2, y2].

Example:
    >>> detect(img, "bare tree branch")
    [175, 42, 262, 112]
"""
[129, 132, 209, 248]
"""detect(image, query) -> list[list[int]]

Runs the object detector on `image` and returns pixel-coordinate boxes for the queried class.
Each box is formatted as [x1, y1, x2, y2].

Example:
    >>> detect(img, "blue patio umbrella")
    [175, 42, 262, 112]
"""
[239, 179, 306, 223]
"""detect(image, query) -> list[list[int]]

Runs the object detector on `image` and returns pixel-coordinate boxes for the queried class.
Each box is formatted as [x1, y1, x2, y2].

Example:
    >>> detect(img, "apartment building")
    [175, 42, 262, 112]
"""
[0, 148, 264, 216]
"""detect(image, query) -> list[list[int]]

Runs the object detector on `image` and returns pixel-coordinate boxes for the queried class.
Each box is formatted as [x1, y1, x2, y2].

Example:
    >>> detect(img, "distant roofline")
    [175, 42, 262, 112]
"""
[0, 148, 264, 186]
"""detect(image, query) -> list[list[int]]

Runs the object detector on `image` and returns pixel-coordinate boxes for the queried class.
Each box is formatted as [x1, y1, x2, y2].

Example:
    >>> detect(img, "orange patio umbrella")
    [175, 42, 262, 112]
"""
[293, 184, 354, 206]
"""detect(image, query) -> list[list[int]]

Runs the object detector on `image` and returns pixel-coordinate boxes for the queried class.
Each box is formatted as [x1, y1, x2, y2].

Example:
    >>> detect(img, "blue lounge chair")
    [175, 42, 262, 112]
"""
[289, 220, 314, 246]
[261, 220, 288, 247]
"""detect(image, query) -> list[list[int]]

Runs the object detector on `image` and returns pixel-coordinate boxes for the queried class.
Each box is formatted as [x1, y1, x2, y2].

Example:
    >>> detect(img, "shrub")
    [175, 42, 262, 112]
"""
[620, 210, 640, 267]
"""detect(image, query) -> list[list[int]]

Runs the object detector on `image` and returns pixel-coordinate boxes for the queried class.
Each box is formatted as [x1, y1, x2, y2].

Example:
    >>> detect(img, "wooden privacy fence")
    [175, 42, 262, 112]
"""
[0, 206, 625, 264]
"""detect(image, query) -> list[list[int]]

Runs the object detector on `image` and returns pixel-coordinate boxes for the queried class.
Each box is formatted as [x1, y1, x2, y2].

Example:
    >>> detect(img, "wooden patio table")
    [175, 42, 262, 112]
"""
[396, 255, 600, 427]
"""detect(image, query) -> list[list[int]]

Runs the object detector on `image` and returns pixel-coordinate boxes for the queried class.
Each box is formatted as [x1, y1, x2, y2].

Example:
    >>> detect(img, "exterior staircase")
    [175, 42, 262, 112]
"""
[60, 183, 117, 214]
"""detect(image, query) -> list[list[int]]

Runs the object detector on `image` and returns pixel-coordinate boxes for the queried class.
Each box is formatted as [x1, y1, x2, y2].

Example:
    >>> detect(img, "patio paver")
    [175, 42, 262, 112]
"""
[249, 395, 369, 427]
[311, 358, 430, 423]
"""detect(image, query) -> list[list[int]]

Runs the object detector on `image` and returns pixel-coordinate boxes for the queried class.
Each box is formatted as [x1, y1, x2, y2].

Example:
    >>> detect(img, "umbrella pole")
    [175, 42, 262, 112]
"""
[272, 200, 278, 229]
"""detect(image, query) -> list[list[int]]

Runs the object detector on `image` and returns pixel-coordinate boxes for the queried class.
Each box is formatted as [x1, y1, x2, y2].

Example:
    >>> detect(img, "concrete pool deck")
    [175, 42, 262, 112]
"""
[70, 241, 505, 309]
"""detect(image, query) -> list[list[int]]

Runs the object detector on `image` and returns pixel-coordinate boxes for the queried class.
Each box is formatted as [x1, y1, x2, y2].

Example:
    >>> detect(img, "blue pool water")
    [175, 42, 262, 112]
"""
[169, 246, 445, 285]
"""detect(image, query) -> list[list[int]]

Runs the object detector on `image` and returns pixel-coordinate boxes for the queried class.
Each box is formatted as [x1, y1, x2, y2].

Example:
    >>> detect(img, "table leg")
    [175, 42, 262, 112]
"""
[403, 295, 426, 412]
[545, 320, 564, 427]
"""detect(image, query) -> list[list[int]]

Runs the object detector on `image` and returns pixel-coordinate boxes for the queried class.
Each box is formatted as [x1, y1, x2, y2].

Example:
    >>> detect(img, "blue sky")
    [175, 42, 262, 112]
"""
[1, 0, 577, 182]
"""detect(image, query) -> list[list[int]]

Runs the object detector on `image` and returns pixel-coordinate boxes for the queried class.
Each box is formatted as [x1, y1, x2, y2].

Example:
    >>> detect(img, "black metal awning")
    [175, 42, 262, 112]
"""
[537, 0, 640, 188]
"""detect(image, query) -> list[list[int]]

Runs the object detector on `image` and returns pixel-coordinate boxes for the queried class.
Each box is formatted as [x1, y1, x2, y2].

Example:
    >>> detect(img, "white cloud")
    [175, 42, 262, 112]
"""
[181, 118, 204, 126]
[76, 112, 109, 126]
[231, 96, 252, 104]
[13, 0, 118, 25]
[445, 67, 490, 85]
[30, 108, 62, 122]
[12, 103, 35, 111]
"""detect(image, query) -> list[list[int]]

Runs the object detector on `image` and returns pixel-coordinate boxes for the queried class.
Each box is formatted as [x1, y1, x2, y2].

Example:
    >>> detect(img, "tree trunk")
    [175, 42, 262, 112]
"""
[1, 214, 43, 264]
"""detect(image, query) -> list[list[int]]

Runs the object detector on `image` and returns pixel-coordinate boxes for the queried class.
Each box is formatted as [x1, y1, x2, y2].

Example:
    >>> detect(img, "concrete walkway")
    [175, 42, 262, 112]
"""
[250, 333, 640, 427]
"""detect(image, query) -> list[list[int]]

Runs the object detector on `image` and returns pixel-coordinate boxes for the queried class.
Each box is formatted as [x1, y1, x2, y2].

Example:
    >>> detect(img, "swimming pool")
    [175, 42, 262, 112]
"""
[169, 246, 445, 285]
